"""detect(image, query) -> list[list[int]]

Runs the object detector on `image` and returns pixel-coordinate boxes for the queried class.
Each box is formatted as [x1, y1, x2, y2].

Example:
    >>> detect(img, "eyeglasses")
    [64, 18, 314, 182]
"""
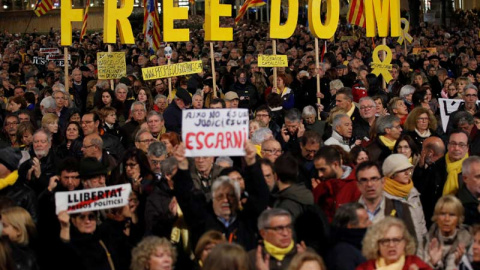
[33, 140, 48, 144]
[357, 176, 382, 185]
[76, 213, 97, 221]
[465, 94, 478, 98]
[416, 117, 429, 122]
[82, 144, 96, 149]
[303, 149, 318, 155]
[378, 237, 404, 247]
[448, 142, 468, 148]
[5, 121, 18, 126]
[396, 167, 413, 175]
[263, 149, 282, 155]
[265, 224, 293, 233]
[214, 193, 236, 202]
[149, 159, 163, 165]
[360, 105, 375, 110]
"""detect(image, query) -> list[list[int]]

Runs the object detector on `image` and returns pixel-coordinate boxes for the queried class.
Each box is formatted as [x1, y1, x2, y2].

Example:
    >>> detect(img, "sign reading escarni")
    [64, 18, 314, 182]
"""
[97, 52, 127, 79]
[142, 60, 203, 80]
[182, 109, 249, 157]
[55, 184, 132, 214]
[258, 55, 288, 67]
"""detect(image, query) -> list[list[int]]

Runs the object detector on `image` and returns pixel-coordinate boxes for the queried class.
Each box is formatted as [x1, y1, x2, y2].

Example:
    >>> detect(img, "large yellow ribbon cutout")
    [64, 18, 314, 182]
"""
[397, 18, 413, 45]
[371, 44, 393, 82]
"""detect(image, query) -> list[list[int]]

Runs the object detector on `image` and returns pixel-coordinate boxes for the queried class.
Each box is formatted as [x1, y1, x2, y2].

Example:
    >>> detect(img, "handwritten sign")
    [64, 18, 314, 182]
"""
[97, 52, 127, 79]
[438, 98, 480, 132]
[412, 47, 437, 55]
[55, 184, 132, 214]
[258, 55, 288, 67]
[370, 45, 393, 82]
[182, 109, 249, 157]
[142, 60, 203, 80]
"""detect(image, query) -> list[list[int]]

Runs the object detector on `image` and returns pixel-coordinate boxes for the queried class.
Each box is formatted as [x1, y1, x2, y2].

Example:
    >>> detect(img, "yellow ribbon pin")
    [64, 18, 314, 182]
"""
[397, 18, 413, 45]
[371, 44, 393, 82]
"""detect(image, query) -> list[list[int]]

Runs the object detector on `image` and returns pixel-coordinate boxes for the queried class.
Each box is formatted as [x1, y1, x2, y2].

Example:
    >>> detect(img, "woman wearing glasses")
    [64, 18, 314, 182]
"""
[403, 107, 437, 150]
[357, 217, 431, 270]
[419, 196, 472, 270]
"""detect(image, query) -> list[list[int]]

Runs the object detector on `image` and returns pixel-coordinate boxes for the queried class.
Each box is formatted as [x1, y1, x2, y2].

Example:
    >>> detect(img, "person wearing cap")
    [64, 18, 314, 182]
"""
[224, 91, 239, 108]
[382, 153, 427, 248]
[0, 147, 37, 222]
[79, 157, 108, 189]
[201, 76, 224, 108]
[163, 88, 191, 134]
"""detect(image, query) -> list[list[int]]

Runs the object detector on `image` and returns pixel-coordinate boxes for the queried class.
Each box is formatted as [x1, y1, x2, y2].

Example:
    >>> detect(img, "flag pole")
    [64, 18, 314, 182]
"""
[108, 45, 114, 90]
[64, 47, 69, 91]
[315, 38, 321, 120]
[210, 42, 217, 98]
[273, 39, 277, 90]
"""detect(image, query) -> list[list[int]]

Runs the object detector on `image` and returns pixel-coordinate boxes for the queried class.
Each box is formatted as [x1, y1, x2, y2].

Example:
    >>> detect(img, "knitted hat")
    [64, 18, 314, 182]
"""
[79, 158, 108, 179]
[382, 154, 413, 178]
[0, 148, 22, 172]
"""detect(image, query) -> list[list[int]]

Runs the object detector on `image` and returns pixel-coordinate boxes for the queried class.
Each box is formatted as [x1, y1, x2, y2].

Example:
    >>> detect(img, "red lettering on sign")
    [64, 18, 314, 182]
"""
[205, 132, 214, 148]
[196, 132, 205, 150]
[185, 132, 194, 149]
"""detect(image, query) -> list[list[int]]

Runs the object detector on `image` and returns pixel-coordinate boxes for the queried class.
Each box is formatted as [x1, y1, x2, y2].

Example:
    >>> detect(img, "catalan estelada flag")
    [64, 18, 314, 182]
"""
[34, 0, 53, 17]
[80, 0, 90, 40]
[347, 0, 366, 28]
[143, 0, 161, 53]
[234, 0, 266, 24]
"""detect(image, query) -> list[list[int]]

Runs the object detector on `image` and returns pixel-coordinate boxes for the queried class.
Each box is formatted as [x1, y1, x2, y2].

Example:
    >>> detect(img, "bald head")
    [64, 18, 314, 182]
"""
[422, 136, 445, 163]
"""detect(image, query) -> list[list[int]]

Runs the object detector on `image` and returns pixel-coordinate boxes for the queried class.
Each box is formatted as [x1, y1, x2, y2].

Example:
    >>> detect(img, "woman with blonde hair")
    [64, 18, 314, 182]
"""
[194, 230, 226, 268]
[42, 113, 62, 146]
[403, 107, 437, 150]
[131, 236, 176, 270]
[357, 217, 430, 270]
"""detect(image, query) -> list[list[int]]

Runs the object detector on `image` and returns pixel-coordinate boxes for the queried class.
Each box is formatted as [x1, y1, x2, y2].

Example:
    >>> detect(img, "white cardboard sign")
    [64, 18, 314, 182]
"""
[438, 98, 480, 132]
[182, 109, 249, 157]
[55, 184, 132, 214]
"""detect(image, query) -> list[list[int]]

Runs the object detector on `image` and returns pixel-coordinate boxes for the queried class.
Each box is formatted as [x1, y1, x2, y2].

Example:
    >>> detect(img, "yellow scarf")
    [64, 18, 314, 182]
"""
[379, 136, 396, 150]
[255, 144, 263, 158]
[384, 177, 413, 198]
[263, 240, 294, 261]
[408, 157, 413, 165]
[0, 170, 18, 190]
[347, 104, 356, 117]
[375, 255, 405, 270]
[170, 204, 190, 253]
[443, 153, 469, 195]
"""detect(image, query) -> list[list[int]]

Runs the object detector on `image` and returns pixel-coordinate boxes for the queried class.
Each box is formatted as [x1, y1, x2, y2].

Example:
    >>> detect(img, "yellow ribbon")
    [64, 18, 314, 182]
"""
[397, 18, 413, 45]
[371, 45, 393, 82]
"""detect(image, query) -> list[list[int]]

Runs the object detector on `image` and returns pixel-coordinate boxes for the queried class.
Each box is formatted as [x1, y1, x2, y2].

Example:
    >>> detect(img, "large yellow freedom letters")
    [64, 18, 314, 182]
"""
[103, 0, 135, 44]
[205, 0, 233, 41]
[364, 0, 400, 37]
[60, 0, 83, 46]
[163, 0, 189, 42]
[269, 0, 298, 39]
[308, 0, 339, 39]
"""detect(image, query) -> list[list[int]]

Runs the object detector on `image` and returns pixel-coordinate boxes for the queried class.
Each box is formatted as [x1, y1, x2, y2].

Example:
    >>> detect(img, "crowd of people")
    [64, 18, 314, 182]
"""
[3, 8, 480, 270]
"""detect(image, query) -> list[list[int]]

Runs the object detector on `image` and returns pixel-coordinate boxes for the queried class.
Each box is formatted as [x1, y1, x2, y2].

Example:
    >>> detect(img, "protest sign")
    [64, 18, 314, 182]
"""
[412, 47, 437, 55]
[55, 184, 132, 214]
[97, 52, 127, 79]
[370, 45, 393, 82]
[182, 109, 249, 157]
[40, 48, 60, 54]
[142, 60, 203, 80]
[258, 55, 288, 67]
[438, 98, 480, 132]
[47, 54, 71, 61]
[33, 56, 66, 67]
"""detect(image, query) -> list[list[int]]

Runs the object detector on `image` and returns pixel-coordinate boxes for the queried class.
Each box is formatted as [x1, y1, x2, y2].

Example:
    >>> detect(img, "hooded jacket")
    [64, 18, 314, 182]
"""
[272, 183, 314, 220]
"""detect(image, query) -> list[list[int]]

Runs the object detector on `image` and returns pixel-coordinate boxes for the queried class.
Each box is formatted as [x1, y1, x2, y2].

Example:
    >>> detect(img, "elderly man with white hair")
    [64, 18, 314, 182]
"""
[325, 114, 356, 152]
[69, 68, 88, 113]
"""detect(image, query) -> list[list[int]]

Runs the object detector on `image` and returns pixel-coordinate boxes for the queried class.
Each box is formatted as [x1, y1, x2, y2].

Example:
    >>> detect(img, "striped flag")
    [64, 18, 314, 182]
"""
[234, 0, 266, 24]
[33, 0, 53, 17]
[143, 0, 161, 53]
[80, 0, 90, 40]
[347, 0, 366, 28]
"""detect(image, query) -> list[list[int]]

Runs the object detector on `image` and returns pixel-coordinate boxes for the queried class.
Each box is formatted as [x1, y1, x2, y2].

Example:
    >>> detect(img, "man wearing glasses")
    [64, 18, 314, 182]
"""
[356, 161, 416, 239]
[366, 115, 403, 165]
[447, 85, 479, 131]
[82, 134, 117, 175]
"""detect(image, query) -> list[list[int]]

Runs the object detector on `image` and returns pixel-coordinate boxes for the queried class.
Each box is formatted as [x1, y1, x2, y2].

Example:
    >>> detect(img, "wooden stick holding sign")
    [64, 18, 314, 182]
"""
[108, 45, 114, 90]
[210, 42, 217, 98]
[64, 47, 69, 91]
[315, 38, 321, 120]
[164, 45, 173, 103]
[272, 39, 277, 90]
[382, 38, 387, 89]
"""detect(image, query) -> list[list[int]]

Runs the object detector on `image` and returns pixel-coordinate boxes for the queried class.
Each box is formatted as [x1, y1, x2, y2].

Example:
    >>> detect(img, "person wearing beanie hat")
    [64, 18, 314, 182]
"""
[382, 154, 427, 248]
[163, 88, 191, 134]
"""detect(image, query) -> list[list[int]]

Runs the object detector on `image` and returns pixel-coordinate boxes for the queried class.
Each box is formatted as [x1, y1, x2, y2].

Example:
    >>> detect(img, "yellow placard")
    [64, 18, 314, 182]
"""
[97, 52, 127, 79]
[258, 55, 288, 67]
[370, 45, 393, 82]
[412, 47, 437, 55]
[142, 60, 203, 80]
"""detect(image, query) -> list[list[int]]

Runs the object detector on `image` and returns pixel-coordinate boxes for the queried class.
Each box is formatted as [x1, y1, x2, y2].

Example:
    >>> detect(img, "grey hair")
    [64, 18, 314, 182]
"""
[148, 141, 167, 157]
[90, 136, 103, 149]
[146, 110, 164, 122]
[257, 208, 291, 230]
[332, 202, 365, 228]
[332, 113, 350, 129]
[211, 176, 241, 201]
[33, 129, 52, 144]
[154, 94, 167, 103]
[463, 156, 480, 176]
[53, 90, 65, 98]
[329, 79, 344, 91]
[135, 129, 152, 142]
[115, 83, 128, 94]
[251, 128, 273, 145]
[302, 105, 317, 118]
[53, 83, 66, 93]
[96, 80, 110, 90]
[464, 84, 479, 93]
[359, 96, 376, 107]
[399, 85, 415, 98]
[375, 115, 400, 134]
[160, 156, 178, 176]
[130, 101, 146, 112]
[215, 156, 233, 167]
[284, 108, 302, 122]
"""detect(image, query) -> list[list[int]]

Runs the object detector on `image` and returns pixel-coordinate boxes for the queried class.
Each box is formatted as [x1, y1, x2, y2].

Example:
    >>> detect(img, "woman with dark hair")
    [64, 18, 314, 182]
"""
[350, 146, 370, 168]
[112, 147, 155, 195]
[95, 89, 117, 111]
[194, 231, 226, 269]
[137, 87, 154, 112]
[16, 122, 35, 151]
[56, 121, 83, 160]
[403, 107, 437, 149]
[394, 135, 420, 167]
[7, 96, 27, 113]
[372, 95, 389, 117]
[67, 108, 82, 123]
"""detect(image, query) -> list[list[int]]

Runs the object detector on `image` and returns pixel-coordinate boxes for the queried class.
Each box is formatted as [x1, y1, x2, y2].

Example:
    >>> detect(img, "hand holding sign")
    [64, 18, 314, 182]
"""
[370, 45, 393, 82]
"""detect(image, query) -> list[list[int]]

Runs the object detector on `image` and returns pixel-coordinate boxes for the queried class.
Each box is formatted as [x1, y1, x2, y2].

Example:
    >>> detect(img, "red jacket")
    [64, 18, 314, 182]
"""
[312, 167, 361, 222]
[356, 255, 432, 270]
